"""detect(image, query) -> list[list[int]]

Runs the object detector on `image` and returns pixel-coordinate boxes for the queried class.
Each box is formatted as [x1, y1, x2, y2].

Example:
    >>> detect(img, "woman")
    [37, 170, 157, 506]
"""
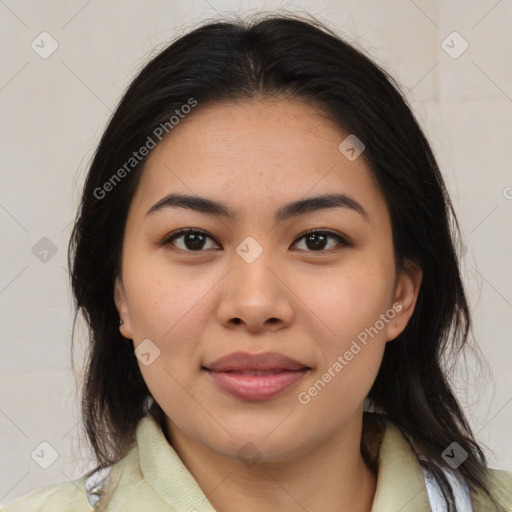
[3, 12, 511, 512]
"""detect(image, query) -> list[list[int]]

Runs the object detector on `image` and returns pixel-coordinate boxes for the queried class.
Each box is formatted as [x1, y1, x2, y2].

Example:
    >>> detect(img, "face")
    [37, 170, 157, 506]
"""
[114, 98, 422, 462]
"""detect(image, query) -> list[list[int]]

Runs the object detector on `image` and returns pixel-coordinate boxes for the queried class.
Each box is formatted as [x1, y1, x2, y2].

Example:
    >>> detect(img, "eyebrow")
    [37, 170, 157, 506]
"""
[145, 192, 369, 223]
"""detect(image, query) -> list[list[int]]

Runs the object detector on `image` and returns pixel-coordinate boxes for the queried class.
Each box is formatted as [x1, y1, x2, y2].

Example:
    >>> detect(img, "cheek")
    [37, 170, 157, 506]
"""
[292, 251, 395, 411]
[124, 266, 211, 416]
[295, 257, 395, 347]
[123, 253, 210, 342]
[293, 267, 391, 424]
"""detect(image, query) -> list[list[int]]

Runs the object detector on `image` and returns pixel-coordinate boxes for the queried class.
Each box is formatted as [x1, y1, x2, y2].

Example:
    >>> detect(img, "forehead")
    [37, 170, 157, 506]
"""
[130, 98, 387, 224]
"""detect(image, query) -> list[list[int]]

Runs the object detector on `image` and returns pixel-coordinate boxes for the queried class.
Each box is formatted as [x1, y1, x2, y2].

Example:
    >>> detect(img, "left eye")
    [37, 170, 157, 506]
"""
[159, 229, 350, 252]
[292, 230, 350, 252]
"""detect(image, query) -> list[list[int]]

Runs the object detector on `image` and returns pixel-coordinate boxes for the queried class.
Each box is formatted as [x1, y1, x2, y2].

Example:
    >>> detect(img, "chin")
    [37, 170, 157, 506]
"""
[201, 423, 313, 463]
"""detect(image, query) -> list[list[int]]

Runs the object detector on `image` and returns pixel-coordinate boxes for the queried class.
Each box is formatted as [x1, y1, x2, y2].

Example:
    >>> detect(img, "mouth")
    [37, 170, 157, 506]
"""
[202, 351, 311, 401]
[202, 368, 310, 401]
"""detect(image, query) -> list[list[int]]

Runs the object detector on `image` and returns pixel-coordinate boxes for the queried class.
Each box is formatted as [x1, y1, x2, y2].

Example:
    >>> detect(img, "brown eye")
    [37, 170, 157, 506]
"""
[292, 230, 350, 252]
[159, 228, 350, 253]
[160, 229, 220, 252]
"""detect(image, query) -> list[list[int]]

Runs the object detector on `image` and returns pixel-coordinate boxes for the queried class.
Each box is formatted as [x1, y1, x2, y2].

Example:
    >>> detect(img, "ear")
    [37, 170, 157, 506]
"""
[114, 275, 133, 339]
[385, 260, 423, 342]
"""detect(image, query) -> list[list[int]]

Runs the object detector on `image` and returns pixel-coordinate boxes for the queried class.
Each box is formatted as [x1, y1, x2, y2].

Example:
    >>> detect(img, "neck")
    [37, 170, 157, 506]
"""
[166, 414, 378, 512]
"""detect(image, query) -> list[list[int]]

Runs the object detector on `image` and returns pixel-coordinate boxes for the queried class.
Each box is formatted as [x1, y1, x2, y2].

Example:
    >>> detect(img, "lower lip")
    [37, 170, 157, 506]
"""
[205, 369, 309, 401]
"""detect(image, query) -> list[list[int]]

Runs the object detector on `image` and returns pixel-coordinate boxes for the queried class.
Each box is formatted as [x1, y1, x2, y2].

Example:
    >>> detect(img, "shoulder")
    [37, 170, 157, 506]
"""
[0, 475, 93, 511]
[478, 467, 512, 511]
[469, 467, 512, 511]
[487, 466, 512, 485]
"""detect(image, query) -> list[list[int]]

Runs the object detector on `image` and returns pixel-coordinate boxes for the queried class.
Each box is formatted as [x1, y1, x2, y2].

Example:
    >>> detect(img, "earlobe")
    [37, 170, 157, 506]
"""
[386, 261, 423, 342]
[114, 275, 132, 339]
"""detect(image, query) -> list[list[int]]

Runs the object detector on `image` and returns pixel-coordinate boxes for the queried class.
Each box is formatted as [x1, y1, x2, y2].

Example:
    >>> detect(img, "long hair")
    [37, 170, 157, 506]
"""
[68, 12, 499, 510]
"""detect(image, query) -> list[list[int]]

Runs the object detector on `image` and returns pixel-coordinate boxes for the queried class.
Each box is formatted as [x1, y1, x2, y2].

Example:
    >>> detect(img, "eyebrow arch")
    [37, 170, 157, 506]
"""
[145, 192, 369, 223]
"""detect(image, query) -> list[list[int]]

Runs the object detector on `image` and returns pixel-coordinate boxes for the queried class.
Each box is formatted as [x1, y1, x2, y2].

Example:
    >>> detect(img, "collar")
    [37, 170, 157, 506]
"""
[366, 415, 432, 511]
[136, 415, 217, 510]
[129, 412, 432, 511]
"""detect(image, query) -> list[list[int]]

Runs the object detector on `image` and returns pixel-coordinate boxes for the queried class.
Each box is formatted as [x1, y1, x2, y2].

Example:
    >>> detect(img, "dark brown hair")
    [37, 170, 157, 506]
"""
[68, 12, 500, 510]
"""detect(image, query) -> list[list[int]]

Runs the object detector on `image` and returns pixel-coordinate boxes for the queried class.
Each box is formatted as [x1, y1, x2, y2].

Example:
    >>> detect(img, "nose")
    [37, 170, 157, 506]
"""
[216, 247, 295, 334]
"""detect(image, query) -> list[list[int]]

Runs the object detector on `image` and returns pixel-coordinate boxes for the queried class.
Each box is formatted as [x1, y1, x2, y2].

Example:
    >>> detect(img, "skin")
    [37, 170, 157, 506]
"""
[114, 97, 423, 512]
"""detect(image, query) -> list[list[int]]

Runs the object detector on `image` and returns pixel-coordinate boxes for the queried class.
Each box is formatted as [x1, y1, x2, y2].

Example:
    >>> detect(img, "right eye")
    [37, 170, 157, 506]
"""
[158, 228, 221, 252]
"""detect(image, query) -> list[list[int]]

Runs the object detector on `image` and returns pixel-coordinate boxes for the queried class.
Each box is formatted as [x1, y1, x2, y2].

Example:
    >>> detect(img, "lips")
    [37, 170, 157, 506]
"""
[203, 351, 311, 401]
[204, 351, 309, 372]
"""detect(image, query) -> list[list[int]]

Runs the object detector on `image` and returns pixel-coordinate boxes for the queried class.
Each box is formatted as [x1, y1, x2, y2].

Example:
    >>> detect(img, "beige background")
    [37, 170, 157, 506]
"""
[1, 0, 511, 504]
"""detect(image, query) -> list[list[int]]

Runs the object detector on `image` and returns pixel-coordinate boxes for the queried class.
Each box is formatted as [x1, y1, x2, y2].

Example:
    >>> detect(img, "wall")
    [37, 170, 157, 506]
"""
[1, 0, 511, 504]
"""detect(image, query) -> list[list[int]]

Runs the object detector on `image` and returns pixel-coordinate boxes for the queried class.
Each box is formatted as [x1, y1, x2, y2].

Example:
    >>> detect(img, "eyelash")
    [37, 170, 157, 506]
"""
[158, 228, 351, 253]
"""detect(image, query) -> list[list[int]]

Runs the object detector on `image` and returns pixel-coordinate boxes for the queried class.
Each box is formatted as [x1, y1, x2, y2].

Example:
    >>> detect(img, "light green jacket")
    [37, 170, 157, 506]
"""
[2, 414, 511, 511]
